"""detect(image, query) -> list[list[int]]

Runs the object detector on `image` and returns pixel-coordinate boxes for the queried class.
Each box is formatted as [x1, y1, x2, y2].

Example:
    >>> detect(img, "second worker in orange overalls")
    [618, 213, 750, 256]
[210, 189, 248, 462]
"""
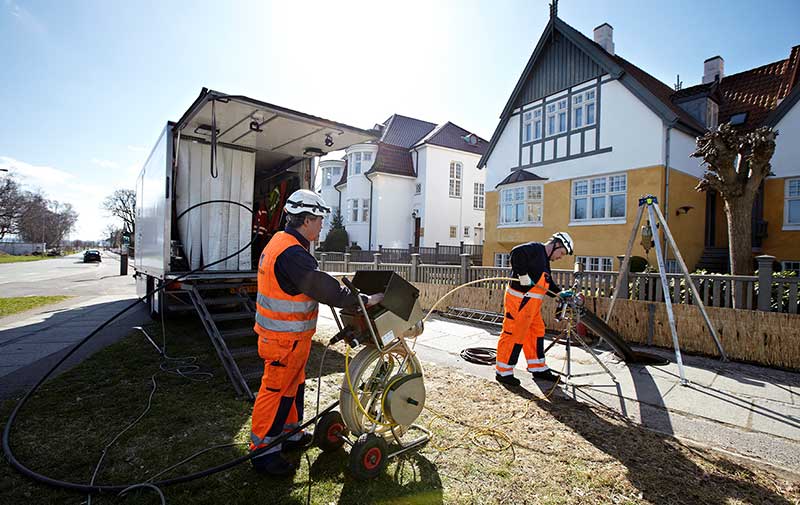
[495, 232, 575, 386]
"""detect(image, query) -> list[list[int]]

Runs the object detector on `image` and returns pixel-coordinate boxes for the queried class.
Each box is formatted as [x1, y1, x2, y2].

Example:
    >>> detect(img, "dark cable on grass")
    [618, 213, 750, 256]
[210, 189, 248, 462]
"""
[118, 483, 166, 505]
[2, 199, 334, 493]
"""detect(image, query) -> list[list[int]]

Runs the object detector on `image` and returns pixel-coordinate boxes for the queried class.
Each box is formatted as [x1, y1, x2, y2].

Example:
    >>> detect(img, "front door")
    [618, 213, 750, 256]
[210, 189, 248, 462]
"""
[414, 217, 421, 247]
[474, 227, 484, 244]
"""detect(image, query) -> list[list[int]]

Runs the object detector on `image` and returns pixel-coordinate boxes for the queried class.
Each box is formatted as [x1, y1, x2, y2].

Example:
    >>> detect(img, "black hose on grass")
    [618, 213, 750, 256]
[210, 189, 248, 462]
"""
[2, 199, 335, 494]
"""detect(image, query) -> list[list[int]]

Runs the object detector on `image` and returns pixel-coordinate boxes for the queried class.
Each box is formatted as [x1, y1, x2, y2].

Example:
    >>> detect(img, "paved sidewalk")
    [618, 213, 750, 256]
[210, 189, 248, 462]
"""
[0, 295, 148, 400]
[318, 311, 800, 475]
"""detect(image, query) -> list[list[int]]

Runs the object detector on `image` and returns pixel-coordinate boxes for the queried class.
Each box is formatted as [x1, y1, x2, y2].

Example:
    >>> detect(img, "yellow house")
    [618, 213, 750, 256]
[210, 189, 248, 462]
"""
[478, 14, 800, 274]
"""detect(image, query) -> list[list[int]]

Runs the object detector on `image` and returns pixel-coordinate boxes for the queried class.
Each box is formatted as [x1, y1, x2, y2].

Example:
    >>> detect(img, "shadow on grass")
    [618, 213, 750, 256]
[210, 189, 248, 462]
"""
[501, 383, 793, 505]
[308, 448, 443, 505]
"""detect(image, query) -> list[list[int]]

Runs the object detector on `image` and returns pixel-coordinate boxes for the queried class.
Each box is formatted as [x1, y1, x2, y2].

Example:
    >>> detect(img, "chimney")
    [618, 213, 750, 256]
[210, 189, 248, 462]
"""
[703, 56, 724, 84]
[593, 23, 614, 55]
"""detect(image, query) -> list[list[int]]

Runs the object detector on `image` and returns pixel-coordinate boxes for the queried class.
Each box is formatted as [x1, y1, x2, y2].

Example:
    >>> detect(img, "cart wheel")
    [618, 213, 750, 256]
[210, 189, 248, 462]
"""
[314, 411, 348, 452]
[349, 433, 388, 480]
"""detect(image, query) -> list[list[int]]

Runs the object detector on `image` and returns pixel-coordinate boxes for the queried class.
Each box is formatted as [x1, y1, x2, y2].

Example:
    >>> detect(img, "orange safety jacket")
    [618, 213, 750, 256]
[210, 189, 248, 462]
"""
[253, 231, 318, 340]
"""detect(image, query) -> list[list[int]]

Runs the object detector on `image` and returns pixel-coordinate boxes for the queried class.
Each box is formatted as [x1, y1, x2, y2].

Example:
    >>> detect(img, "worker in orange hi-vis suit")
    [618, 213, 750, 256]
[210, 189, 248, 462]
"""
[249, 189, 383, 477]
[495, 232, 575, 386]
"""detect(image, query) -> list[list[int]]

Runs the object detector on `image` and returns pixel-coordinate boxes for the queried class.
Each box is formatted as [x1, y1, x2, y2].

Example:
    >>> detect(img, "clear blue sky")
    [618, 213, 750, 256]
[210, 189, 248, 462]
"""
[2, 0, 798, 239]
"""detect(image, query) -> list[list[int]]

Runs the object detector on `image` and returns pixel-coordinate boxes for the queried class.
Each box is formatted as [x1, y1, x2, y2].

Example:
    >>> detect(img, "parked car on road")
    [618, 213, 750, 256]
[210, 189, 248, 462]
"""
[83, 250, 102, 263]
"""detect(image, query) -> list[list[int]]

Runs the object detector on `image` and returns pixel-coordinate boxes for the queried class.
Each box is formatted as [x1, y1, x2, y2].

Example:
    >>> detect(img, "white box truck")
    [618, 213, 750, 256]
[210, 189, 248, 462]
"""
[134, 88, 377, 398]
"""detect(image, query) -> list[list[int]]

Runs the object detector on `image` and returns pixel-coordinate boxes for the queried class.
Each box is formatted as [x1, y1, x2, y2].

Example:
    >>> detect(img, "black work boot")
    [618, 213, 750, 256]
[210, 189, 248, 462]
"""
[282, 431, 313, 452]
[531, 369, 560, 382]
[495, 373, 521, 386]
[251, 451, 297, 477]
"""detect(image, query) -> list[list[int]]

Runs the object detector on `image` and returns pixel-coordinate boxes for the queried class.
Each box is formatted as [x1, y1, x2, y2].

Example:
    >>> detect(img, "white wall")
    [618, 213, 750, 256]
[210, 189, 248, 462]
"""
[485, 113, 520, 188]
[772, 101, 800, 178]
[421, 145, 486, 246]
[339, 144, 377, 249]
[668, 128, 704, 178]
[485, 78, 666, 188]
[371, 174, 416, 248]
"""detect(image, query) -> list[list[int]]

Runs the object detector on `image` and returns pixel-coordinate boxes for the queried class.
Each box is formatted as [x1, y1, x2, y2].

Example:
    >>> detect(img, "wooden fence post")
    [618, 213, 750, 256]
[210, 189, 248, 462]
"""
[435, 242, 440, 265]
[460, 253, 470, 284]
[374, 252, 381, 268]
[320, 252, 327, 271]
[410, 253, 420, 282]
[344, 252, 351, 273]
[616, 255, 629, 299]
[756, 255, 775, 311]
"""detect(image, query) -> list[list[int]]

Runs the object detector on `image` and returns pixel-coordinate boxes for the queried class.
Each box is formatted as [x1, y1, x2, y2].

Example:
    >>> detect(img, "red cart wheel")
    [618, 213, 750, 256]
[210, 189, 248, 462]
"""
[349, 433, 388, 480]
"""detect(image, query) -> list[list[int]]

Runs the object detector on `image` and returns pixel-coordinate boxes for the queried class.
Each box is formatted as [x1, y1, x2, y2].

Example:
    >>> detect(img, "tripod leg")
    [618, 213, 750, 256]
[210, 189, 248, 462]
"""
[652, 203, 727, 360]
[606, 204, 645, 323]
[647, 205, 688, 385]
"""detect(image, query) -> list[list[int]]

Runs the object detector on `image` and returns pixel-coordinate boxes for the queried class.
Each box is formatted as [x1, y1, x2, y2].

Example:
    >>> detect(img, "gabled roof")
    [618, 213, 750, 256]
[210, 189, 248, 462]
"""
[478, 16, 707, 168]
[495, 169, 548, 188]
[380, 114, 437, 148]
[412, 122, 489, 155]
[366, 143, 416, 178]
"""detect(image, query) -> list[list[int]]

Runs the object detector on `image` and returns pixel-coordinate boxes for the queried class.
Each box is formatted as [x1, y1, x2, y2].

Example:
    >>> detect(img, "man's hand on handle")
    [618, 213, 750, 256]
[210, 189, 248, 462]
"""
[365, 293, 385, 307]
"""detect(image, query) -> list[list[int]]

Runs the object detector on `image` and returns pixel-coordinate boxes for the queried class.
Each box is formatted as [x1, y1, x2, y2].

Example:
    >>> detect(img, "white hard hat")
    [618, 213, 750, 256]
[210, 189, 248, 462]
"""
[284, 189, 331, 217]
[551, 232, 574, 255]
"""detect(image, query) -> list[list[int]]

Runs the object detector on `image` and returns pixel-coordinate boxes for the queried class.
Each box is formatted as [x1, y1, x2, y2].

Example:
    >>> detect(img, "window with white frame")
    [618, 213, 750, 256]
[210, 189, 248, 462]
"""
[348, 199, 358, 222]
[576, 256, 613, 272]
[523, 110, 533, 143]
[572, 174, 626, 222]
[323, 167, 332, 186]
[782, 261, 800, 274]
[449, 161, 462, 197]
[364, 152, 372, 163]
[499, 184, 543, 225]
[572, 89, 596, 129]
[415, 183, 422, 195]
[546, 103, 556, 136]
[449, 226, 457, 238]
[785, 178, 800, 227]
[494, 253, 511, 268]
[463, 226, 470, 237]
[354, 152, 362, 174]
[473, 182, 485, 209]
[362, 199, 370, 222]
[557, 98, 568, 133]
[533, 108, 543, 140]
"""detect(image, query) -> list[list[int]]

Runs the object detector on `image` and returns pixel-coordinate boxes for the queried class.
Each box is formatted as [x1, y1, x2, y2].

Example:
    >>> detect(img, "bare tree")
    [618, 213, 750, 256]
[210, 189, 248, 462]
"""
[102, 189, 136, 241]
[16, 193, 78, 247]
[692, 123, 778, 277]
[0, 174, 28, 240]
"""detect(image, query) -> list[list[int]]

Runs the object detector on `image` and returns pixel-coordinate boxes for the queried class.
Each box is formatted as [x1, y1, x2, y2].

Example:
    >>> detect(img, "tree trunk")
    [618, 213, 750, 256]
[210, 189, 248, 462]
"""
[724, 194, 755, 277]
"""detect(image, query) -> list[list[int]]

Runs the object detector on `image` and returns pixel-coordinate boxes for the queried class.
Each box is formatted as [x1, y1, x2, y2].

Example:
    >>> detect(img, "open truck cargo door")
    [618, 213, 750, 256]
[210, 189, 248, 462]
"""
[168, 88, 378, 273]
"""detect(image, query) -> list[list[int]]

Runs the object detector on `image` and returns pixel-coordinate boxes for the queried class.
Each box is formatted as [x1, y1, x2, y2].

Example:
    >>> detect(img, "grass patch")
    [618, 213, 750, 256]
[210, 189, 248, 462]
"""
[1, 319, 798, 504]
[0, 255, 51, 264]
[0, 295, 71, 317]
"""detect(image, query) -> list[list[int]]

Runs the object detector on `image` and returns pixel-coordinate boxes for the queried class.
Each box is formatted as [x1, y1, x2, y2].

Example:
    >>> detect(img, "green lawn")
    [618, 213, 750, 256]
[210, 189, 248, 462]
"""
[0, 255, 52, 264]
[1, 319, 797, 504]
[0, 295, 71, 317]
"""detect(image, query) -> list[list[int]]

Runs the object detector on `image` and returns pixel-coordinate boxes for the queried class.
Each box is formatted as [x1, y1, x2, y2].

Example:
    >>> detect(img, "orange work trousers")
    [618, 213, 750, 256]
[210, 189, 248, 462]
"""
[496, 288, 549, 377]
[250, 336, 312, 454]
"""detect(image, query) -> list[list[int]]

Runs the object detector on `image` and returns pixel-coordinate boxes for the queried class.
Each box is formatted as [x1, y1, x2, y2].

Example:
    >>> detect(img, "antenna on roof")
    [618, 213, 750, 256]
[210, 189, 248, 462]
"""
[674, 74, 683, 91]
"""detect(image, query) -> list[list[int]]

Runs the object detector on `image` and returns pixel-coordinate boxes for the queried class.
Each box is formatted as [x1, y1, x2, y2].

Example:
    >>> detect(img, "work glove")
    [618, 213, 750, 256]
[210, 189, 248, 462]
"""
[365, 293, 385, 307]
[558, 290, 574, 299]
[518, 274, 533, 286]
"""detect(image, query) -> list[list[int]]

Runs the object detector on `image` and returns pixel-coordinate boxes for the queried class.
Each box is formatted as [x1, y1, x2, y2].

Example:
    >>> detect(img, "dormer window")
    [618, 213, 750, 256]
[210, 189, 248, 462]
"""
[729, 112, 747, 126]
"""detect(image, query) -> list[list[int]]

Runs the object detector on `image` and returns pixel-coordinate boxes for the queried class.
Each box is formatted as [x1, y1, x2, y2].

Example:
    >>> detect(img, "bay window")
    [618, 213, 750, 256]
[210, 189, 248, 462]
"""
[499, 183, 543, 225]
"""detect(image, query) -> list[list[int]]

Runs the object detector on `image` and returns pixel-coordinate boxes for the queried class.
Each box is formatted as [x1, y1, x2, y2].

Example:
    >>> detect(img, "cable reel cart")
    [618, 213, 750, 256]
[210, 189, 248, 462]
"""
[316, 271, 430, 479]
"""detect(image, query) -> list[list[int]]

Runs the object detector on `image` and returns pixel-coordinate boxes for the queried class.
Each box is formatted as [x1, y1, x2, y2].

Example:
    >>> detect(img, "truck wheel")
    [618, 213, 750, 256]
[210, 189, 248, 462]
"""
[314, 411, 347, 452]
[349, 433, 388, 480]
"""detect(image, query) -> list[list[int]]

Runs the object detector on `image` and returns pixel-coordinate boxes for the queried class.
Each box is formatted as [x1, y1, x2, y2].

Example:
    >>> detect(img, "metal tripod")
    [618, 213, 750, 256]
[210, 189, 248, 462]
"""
[604, 195, 727, 385]
[545, 264, 617, 384]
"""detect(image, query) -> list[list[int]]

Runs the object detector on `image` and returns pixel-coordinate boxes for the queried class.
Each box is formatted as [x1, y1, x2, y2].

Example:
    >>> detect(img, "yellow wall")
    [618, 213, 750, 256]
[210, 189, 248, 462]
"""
[483, 165, 667, 269]
[762, 177, 800, 262]
[666, 169, 707, 270]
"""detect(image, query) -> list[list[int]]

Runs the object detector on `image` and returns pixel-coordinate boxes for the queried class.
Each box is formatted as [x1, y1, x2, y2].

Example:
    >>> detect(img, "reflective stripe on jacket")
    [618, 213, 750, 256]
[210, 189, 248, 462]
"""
[254, 232, 318, 339]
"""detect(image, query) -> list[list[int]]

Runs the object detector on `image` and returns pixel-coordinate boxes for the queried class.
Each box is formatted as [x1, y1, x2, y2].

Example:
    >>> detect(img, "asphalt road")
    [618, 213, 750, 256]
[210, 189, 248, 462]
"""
[0, 251, 133, 297]
[0, 251, 147, 399]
